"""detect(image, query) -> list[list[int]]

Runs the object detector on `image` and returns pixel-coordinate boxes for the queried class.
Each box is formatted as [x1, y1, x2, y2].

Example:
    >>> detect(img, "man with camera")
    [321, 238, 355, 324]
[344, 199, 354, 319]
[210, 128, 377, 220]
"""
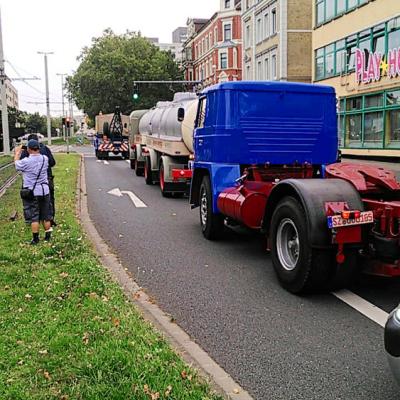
[20, 133, 57, 226]
[14, 139, 53, 245]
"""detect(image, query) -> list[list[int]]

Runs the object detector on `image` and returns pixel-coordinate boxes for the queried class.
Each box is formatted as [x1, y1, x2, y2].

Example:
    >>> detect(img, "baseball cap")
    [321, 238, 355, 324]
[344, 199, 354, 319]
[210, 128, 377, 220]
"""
[28, 134, 39, 141]
[27, 139, 40, 149]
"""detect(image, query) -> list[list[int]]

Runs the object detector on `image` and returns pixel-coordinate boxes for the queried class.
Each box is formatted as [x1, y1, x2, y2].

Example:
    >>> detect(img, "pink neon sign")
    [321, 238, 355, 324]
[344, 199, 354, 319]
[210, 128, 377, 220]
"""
[355, 47, 400, 84]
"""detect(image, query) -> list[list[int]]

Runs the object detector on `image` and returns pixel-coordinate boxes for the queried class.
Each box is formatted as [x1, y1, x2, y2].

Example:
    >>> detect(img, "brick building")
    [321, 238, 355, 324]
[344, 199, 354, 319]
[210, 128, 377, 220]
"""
[182, 0, 242, 87]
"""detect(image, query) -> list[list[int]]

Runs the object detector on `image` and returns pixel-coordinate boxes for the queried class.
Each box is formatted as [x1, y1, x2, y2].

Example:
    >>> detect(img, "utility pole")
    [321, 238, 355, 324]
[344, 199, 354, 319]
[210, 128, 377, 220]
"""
[0, 8, 10, 155]
[38, 51, 54, 145]
[56, 73, 67, 139]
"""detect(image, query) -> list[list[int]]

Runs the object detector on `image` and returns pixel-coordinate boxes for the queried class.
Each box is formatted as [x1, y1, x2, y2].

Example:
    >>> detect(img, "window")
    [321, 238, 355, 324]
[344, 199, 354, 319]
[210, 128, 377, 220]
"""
[315, 48, 324, 80]
[196, 98, 207, 129]
[225, 0, 231, 8]
[271, 9, 277, 35]
[325, 44, 334, 77]
[224, 23, 232, 41]
[264, 57, 269, 80]
[220, 52, 228, 69]
[387, 109, 400, 145]
[346, 96, 362, 111]
[387, 90, 400, 106]
[214, 27, 218, 44]
[271, 54, 277, 80]
[256, 18, 262, 43]
[246, 25, 251, 47]
[233, 48, 238, 69]
[365, 94, 383, 108]
[257, 60, 262, 80]
[263, 13, 269, 39]
[364, 112, 383, 145]
[335, 40, 346, 74]
[316, 0, 371, 26]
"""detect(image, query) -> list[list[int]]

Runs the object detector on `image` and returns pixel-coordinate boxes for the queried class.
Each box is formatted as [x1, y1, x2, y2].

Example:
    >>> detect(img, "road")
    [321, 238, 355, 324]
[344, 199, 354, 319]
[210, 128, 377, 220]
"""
[81, 148, 399, 400]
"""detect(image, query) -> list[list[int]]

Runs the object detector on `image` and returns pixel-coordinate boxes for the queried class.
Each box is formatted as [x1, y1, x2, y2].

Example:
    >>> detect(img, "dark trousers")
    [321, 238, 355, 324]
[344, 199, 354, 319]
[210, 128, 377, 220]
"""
[48, 176, 55, 218]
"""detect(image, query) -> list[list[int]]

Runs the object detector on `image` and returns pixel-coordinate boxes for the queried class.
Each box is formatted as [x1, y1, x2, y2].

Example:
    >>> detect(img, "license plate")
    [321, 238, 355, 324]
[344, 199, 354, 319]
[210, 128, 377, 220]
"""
[327, 211, 374, 229]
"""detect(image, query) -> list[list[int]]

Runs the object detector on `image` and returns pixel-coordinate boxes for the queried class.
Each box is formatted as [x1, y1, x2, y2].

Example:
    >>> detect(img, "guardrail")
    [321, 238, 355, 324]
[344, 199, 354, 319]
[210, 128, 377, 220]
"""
[0, 162, 19, 198]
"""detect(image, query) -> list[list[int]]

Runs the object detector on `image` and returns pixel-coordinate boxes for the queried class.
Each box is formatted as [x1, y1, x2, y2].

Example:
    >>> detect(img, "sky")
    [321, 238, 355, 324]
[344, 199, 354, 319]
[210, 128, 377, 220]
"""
[2, 0, 218, 116]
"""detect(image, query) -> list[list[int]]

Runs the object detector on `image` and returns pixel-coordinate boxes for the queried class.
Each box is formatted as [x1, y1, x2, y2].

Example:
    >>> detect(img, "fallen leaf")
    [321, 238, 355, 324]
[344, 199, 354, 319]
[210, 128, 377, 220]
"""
[59, 272, 69, 278]
[233, 388, 240, 394]
[111, 317, 120, 328]
[164, 385, 173, 396]
[180, 370, 187, 380]
[43, 370, 51, 380]
[102, 296, 109, 302]
[82, 332, 90, 345]
[89, 292, 98, 299]
[17, 360, 24, 365]
[143, 384, 150, 394]
[4, 285, 10, 290]
[39, 349, 48, 355]
[133, 292, 141, 300]
[18, 308, 23, 313]
[151, 393, 160, 400]
[60, 395, 69, 400]
[25, 294, 32, 300]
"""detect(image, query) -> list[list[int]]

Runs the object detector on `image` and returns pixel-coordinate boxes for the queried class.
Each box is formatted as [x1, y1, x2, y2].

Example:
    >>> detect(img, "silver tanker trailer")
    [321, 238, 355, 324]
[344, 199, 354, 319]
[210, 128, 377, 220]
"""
[138, 92, 198, 197]
[128, 109, 148, 175]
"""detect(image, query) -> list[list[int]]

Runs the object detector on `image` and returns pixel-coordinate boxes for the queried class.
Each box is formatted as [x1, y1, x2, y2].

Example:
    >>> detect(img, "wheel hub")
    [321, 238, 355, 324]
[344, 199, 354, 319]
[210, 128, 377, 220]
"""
[200, 190, 207, 227]
[276, 218, 300, 271]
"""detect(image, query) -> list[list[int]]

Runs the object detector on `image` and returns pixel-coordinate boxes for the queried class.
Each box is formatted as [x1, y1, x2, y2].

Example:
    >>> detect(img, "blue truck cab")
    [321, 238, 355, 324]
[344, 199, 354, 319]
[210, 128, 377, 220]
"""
[190, 81, 338, 215]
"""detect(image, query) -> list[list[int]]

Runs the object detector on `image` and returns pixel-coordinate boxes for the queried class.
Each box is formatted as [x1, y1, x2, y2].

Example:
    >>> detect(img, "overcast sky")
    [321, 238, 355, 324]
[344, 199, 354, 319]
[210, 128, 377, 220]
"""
[3, 0, 218, 115]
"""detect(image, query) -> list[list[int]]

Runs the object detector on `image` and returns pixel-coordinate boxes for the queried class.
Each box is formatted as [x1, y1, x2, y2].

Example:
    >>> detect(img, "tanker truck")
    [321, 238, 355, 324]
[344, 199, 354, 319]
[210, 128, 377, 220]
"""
[128, 109, 148, 175]
[138, 92, 198, 197]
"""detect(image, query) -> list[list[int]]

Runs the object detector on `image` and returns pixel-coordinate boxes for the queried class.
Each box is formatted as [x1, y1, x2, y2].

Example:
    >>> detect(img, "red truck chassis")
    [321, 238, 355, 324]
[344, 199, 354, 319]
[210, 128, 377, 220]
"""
[217, 162, 400, 278]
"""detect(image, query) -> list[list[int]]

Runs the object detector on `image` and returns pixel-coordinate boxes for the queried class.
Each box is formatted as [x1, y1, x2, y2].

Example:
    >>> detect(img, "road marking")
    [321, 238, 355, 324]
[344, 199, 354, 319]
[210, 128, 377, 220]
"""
[108, 187, 147, 208]
[103, 160, 109, 165]
[96, 160, 102, 163]
[332, 289, 389, 328]
[126, 160, 130, 164]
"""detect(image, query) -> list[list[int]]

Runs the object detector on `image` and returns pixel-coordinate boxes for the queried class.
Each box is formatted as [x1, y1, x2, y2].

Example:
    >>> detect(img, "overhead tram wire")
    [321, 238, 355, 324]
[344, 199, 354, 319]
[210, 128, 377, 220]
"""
[6, 60, 45, 95]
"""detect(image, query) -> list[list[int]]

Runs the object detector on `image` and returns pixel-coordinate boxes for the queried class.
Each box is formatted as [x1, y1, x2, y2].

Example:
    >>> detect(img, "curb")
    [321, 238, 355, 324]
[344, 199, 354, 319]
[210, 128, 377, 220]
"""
[77, 156, 254, 400]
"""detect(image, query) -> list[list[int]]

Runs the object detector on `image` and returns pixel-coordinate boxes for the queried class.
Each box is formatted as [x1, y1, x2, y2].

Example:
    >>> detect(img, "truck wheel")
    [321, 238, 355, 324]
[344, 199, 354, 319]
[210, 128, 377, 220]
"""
[144, 157, 153, 185]
[159, 162, 172, 198]
[199, 176, 224, 240]
[135, 160, 144, 176]
[270, 196, 332, 294]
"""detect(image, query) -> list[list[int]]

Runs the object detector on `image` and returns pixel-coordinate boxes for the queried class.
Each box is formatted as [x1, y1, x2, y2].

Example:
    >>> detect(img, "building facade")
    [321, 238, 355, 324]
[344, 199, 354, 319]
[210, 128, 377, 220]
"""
[1, 79, 18, 110]
[242, 0, 312, 82]
[182, 0, 242, 87]
[313, 0, 400, 157]
[172, 27, 188, 44]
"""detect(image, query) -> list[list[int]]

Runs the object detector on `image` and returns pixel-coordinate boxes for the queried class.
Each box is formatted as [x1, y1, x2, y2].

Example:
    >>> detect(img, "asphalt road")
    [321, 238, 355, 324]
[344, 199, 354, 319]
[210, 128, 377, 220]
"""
[83, 149, 400, 400]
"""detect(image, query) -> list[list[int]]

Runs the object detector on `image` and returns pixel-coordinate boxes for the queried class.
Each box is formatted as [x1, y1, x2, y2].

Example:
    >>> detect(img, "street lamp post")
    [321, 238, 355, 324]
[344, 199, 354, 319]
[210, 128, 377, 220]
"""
[38, 51, 54, 145]
[56, 73, 67, 140]
[0, 8, 10, 154]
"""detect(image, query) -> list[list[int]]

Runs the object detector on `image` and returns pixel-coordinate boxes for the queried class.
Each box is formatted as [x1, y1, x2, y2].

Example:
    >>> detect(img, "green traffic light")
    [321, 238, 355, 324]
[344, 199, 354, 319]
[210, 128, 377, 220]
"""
[133, 93, 139, 101]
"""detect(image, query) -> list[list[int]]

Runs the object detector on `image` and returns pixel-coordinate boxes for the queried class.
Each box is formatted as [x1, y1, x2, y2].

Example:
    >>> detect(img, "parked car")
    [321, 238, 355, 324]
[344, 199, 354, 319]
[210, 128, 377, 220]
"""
[385, 305, 400, 385]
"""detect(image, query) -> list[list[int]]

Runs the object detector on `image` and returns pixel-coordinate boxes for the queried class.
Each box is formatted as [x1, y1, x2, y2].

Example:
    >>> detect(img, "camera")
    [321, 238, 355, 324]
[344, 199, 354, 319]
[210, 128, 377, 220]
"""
[21, 145, 27, 150]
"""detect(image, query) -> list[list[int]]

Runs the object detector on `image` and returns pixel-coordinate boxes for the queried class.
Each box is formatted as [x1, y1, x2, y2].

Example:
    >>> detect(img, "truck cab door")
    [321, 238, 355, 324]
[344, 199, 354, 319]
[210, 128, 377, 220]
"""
[194, 95, 213, 161]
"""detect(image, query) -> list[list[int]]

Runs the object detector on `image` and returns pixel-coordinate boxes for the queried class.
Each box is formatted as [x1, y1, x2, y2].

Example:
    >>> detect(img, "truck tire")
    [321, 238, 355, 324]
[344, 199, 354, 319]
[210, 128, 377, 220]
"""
[144, 157, 153, 185]
[270, 196, 332, 294]
[159, 161, 172, 198]
[199, 176, 224, 240]
[135, 160, 144, 176]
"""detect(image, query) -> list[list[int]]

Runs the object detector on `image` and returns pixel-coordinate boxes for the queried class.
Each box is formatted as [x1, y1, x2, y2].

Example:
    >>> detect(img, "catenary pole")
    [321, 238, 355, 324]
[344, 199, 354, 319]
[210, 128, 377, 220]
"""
[38, 51, 53, 145]
[0, 8, 10, 155]
[56, 73, 67, 139]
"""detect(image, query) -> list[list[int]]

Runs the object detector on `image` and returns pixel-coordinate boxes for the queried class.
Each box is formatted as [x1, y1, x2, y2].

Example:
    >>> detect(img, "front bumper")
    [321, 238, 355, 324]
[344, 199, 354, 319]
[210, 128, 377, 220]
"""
[385, 305, 400, 385]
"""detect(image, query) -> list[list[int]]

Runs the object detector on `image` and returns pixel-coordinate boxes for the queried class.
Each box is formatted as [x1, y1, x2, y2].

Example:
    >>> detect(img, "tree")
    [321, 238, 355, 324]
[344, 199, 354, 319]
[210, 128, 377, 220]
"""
[66, 29, 184, 119]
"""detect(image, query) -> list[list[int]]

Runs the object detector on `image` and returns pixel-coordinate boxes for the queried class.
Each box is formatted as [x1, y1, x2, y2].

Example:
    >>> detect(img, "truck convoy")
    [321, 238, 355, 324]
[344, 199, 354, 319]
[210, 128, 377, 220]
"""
[185, 81, 400, 294]
[94, 107, 130, 160]
[132, 93, 198, 197]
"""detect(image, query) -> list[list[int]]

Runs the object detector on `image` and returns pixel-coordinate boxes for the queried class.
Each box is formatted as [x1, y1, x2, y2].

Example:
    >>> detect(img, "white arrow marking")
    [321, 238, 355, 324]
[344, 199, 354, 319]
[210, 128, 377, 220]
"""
[103, 160, 110, 165]
[108, 188, 147, 208]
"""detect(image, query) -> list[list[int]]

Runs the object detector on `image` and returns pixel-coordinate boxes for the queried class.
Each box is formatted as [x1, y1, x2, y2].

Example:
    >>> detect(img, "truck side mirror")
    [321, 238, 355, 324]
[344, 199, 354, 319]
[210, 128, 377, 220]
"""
[177, 107, 185, 122]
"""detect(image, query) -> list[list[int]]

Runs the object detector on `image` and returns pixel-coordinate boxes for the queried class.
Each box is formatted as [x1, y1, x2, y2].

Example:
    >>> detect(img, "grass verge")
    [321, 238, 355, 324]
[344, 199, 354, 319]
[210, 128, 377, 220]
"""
[0, 154, 13, 167]
[0, 154, 222, 400]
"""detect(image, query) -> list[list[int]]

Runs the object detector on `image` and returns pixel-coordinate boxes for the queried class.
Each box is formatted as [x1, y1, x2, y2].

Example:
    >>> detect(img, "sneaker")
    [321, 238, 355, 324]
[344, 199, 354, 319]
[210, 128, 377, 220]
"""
[44, 233, 51, 242]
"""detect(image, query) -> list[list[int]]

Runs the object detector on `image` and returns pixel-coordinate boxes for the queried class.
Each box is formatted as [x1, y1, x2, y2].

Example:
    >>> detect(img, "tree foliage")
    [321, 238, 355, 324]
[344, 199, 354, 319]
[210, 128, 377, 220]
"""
[66, 29, 184, 119]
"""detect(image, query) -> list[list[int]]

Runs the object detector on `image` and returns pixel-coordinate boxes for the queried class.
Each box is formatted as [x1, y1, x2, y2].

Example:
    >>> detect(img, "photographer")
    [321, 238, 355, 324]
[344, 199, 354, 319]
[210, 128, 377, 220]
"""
[20, 134, 57, 226]
[15, 139, 53, 245]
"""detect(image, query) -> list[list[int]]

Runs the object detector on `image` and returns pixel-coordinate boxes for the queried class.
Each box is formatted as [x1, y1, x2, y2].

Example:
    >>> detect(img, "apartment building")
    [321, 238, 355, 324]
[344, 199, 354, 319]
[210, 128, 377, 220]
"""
[313, 0, 400, 157]
[242, 0, 312, 82]
[1, 79, 18, 110]
[182, 0, 242, 87]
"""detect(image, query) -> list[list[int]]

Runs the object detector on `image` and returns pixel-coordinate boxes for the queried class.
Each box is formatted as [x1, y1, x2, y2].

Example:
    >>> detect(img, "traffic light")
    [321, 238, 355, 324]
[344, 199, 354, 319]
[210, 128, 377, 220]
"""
[66, 117, 71, 128]
[133, 84, 139, 101]
[62, 117, 66, 127]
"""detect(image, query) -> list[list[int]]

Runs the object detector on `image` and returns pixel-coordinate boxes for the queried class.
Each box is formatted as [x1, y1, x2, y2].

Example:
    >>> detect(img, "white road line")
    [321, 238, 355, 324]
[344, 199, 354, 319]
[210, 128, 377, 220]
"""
[332, 289, 389, 328]
[96, 160, 102, 163]
[121, 190, 147, 208]
[103, 160, 110, 165]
